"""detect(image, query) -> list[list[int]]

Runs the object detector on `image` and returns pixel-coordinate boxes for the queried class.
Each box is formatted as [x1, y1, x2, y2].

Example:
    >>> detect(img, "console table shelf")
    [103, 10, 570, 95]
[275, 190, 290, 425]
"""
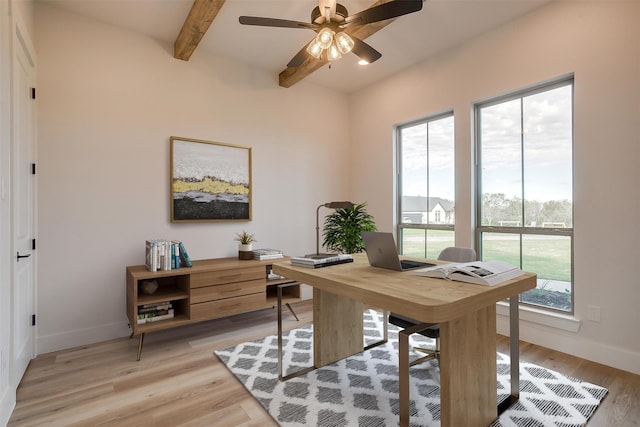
[137, 288, 189, 305]
[127, 256, 300, 360]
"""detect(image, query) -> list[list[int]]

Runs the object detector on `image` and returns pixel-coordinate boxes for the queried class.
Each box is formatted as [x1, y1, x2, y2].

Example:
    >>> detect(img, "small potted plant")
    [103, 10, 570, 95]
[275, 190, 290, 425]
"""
[234, 231, 256, 260]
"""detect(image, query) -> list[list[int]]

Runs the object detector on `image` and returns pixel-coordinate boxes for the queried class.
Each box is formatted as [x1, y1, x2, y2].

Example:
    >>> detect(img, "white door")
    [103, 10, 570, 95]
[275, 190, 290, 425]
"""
[11, 21, 36, 386]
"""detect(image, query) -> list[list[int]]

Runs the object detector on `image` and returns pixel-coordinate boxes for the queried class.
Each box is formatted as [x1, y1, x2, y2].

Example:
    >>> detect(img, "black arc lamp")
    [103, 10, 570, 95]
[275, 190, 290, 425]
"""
[313, 201, 354, 257]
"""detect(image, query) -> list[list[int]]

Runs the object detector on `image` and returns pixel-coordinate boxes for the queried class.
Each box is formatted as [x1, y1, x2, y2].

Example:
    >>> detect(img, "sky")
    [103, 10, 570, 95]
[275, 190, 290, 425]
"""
[401, 84, 573, 203]
[401, 115, 455, 200]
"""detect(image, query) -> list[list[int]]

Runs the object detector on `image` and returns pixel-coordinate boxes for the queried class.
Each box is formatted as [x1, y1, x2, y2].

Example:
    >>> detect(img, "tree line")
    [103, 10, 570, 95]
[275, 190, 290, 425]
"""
[481, 193, 572, 227]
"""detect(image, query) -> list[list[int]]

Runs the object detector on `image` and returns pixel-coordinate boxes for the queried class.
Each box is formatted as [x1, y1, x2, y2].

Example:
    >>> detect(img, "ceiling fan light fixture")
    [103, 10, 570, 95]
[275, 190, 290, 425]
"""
[316, 27, 334, 49]
[327, 41, 342, 61]
[334, 32, 354, 54]
[306, 39, 323, 59]
[358, 59, 370, 66]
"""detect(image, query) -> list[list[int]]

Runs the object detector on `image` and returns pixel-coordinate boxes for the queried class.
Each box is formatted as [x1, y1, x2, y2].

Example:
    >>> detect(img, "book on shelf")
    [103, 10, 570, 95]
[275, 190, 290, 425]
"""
[138, 302, 172, 314]
[171, 242, 180, 269]
[137, 300, 175, 324]
[176, 241, 193, 268]
[145, 240, 158, 271]
[145, 240, 192, 271]
[252, 248, 284, 260]
[140, 300, 173, 309]
[137, 309, 175, 324]
[411, 260, 525, 286]
[290, 254, 353, 268]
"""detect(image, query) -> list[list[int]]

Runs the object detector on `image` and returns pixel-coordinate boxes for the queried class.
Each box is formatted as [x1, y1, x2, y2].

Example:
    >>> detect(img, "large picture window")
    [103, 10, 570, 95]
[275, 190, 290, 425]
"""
[476, 78, 574, 312]
[397, 113, 455, 259]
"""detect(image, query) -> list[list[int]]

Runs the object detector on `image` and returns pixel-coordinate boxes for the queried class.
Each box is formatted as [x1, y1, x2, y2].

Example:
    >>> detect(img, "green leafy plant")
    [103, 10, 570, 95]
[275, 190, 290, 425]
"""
[234, 231, 256, 245]
[322, 203, 377, 254]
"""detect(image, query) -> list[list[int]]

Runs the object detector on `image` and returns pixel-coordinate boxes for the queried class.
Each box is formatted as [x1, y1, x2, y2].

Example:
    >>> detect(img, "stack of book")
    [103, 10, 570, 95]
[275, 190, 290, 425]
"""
[252, 248, 284, 261]
[137, 301, 174, 324]
[145, 239, 192, 271]
[290, 254, 353, 268]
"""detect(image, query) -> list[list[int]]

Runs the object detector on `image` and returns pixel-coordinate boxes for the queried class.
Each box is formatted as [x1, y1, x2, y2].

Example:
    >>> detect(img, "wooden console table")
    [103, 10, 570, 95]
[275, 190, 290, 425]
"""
[126, 257, 300, 360]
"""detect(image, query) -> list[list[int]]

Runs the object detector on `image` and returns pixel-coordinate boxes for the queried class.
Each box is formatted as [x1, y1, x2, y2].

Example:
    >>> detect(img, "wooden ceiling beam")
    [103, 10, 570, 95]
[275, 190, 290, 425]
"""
[278, 0, 396, 88]
[174, 0, 227, 61]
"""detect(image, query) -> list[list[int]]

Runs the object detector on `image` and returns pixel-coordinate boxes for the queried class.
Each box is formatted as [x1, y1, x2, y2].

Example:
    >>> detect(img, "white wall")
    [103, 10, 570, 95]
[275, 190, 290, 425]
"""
[34, 3, 351, 354]
[350, 1, 640, 374]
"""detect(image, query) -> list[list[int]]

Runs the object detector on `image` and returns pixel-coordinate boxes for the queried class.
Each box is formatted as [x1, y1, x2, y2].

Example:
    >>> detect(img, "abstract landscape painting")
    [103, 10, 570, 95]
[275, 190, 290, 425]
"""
[170, 137, 251, 222]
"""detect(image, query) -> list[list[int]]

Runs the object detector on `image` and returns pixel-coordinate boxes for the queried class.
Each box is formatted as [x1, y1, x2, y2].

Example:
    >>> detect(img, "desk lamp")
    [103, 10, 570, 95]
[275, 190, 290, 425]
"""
[311, 201, 354, 258]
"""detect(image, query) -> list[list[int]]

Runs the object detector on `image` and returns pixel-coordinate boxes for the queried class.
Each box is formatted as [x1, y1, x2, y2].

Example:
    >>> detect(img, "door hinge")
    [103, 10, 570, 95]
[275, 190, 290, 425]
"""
[31, 314, 36, 326]
[32, 238, 36, 250]
[31, 87, 36, 100]
[31, 163, 36, 175]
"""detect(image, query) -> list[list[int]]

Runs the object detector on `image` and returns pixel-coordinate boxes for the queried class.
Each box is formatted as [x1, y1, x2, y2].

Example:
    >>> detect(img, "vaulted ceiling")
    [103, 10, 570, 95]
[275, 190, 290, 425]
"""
[40, 0, 550, 93]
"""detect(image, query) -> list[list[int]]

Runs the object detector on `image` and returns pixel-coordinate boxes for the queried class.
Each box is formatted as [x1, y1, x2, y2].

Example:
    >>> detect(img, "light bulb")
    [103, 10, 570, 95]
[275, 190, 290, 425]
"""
[316, 27, 334, 49]
[334, 32, 354, 54]
[306, 39, 323, 59]
[358, 59, 369, 65]
[327, 42, 342, 61]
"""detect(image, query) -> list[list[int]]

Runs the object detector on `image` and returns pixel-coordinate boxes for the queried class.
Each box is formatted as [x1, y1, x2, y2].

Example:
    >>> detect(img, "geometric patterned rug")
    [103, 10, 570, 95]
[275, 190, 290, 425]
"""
[215, 310, 607, 427]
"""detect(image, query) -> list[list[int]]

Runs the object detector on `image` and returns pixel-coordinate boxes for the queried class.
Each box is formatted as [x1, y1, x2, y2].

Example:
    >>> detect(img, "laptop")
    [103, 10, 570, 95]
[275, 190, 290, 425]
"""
[361, 232, 436, 271]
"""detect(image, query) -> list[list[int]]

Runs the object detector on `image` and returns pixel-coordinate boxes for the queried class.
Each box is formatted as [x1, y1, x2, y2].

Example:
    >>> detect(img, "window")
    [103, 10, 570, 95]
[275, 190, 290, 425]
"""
[476, 79, 574, 313]
[397, 113, 455, 259]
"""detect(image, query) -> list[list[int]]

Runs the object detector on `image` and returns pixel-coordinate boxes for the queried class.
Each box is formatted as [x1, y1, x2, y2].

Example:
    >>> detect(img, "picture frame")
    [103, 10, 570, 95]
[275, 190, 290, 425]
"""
[170, 136, 252, 222]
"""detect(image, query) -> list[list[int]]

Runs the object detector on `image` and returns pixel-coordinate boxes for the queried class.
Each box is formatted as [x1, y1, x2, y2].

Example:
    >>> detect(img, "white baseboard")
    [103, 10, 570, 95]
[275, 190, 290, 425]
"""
[36, 320, 131, 355]
[497, 310, 640, 376]
[0, 386, 15, 427]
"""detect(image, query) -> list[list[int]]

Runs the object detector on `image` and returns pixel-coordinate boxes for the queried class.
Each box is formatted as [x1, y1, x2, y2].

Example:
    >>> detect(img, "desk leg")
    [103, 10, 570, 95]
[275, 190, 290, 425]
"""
[498, 296, 521, 413]
[313, 288, 363, 367]
[439, 305, 497, 427]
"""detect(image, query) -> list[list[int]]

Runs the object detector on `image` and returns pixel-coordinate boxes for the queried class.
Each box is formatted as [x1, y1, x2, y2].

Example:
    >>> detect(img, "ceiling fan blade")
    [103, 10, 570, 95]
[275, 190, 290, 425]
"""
[287, 44, 312, 68]
[239, 16, 317, 30]
[351, 36, 382, 64]
[343, 0, 423, 27]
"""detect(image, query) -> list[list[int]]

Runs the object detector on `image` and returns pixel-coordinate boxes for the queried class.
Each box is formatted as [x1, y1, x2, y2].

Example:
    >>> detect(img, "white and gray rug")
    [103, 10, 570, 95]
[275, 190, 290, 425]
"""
[215, 310, 607, 426]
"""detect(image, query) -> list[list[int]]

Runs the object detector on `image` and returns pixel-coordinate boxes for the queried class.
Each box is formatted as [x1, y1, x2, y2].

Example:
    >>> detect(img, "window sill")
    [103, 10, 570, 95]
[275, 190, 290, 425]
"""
[496, 301, 581, 333]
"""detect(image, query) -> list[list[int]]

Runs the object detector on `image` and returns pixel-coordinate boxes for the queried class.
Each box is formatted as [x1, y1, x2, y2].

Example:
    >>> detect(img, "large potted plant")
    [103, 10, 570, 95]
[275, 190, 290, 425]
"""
[322, 202, 377, 254]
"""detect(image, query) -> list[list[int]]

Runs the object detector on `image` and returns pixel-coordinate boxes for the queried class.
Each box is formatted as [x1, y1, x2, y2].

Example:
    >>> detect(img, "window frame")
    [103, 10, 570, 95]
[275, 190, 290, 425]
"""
[474, 76, 575, 314]
[396, 111, 455, 256]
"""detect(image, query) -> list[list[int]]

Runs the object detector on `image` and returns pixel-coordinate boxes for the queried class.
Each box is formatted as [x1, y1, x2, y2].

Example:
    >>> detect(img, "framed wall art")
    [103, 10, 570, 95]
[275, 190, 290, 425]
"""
[170, 136, 252, 222]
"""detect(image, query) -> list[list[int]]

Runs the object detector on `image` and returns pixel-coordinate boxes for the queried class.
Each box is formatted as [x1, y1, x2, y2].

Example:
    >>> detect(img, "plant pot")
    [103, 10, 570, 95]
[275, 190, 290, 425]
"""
[238, 243, 253, 260]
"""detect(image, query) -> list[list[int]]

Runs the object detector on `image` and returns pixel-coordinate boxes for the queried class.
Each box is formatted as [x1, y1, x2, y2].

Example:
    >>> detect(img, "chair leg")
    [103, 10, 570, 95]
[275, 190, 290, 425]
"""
[398, 322, 433, 427]
[411, 336, 440, 366]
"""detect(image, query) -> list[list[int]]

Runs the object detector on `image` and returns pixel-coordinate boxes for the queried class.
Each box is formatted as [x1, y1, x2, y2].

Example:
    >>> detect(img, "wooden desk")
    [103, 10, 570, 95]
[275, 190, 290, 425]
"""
[273, 253, 536, 427]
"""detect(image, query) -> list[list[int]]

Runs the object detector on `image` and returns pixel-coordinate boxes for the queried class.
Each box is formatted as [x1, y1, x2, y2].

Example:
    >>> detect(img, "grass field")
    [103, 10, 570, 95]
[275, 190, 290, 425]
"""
[400, 229, 571, 282]
[401, 228, 573, 311]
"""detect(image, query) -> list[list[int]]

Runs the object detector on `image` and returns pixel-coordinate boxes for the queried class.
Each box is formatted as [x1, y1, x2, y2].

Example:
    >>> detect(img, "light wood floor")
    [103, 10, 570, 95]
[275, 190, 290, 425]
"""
[8, 300, 640, 426]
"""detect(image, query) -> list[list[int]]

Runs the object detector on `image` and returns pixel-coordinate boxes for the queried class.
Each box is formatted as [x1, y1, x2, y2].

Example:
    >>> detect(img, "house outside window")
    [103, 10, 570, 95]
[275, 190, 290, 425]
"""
[476, 78, 574, 313]
[397, 113, 455, 259]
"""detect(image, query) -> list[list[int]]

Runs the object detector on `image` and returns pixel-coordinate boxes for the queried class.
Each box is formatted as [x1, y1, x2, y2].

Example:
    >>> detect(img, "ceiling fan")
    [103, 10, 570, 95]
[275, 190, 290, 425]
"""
[239, 0, 424, 67]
